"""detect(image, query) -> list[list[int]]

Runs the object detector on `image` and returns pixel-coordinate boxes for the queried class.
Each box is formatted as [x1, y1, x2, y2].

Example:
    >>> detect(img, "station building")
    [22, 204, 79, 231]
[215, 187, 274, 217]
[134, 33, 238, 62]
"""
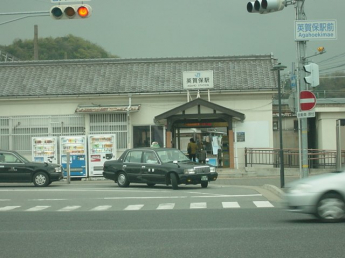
[0, 54, 282, 169]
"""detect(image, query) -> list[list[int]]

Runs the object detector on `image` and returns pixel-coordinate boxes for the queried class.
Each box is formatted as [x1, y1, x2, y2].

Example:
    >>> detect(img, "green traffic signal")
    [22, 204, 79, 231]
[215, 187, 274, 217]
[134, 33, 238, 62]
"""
[51, 7, 63, 19]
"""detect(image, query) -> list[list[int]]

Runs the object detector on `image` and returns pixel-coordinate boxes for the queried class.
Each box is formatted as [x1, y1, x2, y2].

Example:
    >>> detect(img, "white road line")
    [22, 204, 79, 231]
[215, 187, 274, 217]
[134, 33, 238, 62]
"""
[190, 202, 207, 209]
[0, 206, 20, 211]
[91, 205, 112, 211]
[31, 199, 67, 201]
[191, 194, 262, 198]
[26, 206, 51, 211]
[58, 206, 81, 212]
[104, 194, 262, 200]
[222, 202, 240, 208]
[156, 203, 175, 210]
[253, 201, 274, 208]
[124, 204, 144, 210]
[0, 199, 10, 201]
[104, 196, 187, 200]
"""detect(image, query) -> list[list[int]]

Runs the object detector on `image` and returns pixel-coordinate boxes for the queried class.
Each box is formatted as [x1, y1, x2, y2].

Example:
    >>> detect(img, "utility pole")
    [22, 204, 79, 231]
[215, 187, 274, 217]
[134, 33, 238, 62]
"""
[34, 25, 38, 60]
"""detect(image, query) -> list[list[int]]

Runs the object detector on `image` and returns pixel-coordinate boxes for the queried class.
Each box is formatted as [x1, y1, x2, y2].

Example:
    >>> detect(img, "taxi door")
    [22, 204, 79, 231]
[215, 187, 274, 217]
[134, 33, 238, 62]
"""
[141, 151, 165, 184]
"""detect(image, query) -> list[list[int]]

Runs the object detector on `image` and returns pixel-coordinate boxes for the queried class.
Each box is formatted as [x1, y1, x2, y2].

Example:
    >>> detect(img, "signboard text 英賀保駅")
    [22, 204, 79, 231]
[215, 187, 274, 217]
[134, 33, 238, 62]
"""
[183, 70, 214, 90]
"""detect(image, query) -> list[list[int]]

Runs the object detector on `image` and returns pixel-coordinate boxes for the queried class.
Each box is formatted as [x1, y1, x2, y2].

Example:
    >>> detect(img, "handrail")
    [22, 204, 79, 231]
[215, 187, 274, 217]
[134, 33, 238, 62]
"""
[245, 147, 344, 168]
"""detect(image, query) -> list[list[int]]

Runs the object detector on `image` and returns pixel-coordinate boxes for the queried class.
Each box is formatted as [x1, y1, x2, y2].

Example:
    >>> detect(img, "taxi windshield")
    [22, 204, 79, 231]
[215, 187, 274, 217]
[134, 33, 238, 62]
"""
[156, 149, 189, 163]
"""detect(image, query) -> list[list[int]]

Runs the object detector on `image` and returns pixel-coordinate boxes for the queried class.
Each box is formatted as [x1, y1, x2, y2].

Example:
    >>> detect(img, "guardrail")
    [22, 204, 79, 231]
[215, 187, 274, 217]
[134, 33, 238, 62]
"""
[245, 148, 345, 169]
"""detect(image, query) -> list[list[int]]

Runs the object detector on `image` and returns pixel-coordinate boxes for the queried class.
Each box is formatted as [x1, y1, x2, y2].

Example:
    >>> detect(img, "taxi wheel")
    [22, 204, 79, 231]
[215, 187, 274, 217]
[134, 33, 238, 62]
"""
[201, 181, 208, 188]
[316, 193, 345, 222]
[33, 172, 49, 187]
[170, 173, 178, 190]
[117, 172, 130, 187]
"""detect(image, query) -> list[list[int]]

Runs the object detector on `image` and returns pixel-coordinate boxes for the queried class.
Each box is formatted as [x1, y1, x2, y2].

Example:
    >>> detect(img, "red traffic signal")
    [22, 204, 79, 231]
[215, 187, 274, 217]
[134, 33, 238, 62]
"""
[50, 4, 92, 20]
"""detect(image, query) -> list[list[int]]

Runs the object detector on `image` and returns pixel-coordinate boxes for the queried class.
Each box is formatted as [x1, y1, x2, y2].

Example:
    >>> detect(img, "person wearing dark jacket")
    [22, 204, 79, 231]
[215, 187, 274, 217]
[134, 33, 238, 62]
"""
[187, 138, 198, 162]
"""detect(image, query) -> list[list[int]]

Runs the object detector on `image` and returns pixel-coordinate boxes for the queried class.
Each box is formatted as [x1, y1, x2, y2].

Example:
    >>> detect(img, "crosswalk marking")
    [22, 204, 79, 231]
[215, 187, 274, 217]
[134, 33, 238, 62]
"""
[222, 202, 240, 208]
[26, 206, 50, 211]
[91, 205, 112, 211]
[0, 206, 20, 211]
[156, 203, 175, 210]
[58, 206, 81, 212]
[0, 201, 275, 212]
[190, 202, 207, 209]
[253, 201, 274, 208]
[124, 204, 144, 210]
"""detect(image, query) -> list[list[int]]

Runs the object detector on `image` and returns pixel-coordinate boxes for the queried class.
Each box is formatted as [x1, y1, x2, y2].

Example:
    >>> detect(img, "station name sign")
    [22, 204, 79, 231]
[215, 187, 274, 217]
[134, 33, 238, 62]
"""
[183, 70, 214, 90]
[295, 20, 337, 41]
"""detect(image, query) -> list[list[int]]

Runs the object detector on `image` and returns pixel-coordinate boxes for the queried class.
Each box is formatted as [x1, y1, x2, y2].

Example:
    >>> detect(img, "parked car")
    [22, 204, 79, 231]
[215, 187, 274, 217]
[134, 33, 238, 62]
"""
[0, 150, 63, 187]
[103, 148, 218, 189]
[284, 171, 345, 222]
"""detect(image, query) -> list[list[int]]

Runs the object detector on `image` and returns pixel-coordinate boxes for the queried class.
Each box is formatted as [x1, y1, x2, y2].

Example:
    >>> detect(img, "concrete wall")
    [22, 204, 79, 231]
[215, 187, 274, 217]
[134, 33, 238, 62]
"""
[0, 91, 274, 169]
[316, 109, 345, 150]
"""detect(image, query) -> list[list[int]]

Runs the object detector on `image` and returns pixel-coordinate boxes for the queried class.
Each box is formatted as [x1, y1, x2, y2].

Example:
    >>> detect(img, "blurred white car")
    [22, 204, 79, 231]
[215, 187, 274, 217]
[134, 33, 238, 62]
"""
[284, 171, 345, 222]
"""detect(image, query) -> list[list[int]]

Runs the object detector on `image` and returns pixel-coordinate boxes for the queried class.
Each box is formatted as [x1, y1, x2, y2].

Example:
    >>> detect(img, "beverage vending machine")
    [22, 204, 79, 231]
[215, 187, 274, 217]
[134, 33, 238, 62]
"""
[60, 135, 87, 178]
[88, 134, 116, 176]
[32, 137, 58, 163]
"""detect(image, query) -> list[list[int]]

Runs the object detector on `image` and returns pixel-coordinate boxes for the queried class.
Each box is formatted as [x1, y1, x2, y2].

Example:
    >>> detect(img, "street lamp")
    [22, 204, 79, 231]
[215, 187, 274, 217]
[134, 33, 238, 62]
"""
[272, 63, 287, 188]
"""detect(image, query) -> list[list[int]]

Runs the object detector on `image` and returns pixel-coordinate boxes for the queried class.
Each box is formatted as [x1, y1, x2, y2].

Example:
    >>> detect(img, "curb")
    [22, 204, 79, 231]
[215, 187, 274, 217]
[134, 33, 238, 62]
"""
[263, 184, 285, 199]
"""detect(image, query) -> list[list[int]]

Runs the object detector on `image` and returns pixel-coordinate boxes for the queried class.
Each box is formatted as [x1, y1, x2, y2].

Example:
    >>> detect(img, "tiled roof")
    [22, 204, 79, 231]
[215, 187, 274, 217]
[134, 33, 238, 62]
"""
[0, 55, 278, 97]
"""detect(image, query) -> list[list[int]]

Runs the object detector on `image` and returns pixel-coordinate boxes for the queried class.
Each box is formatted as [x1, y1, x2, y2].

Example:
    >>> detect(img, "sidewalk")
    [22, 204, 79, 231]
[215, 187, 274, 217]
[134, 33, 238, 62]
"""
[214, 167, 332, 198]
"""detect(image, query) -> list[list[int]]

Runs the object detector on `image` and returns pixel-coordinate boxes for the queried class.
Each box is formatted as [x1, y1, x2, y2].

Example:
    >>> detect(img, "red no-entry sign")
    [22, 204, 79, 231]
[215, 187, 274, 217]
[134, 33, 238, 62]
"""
[300, 90, 316, 111]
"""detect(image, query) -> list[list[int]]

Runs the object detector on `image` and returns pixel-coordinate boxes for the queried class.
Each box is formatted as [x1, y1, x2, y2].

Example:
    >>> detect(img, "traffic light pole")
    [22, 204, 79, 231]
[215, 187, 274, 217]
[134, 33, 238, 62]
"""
[295, 0, 309, 178]
[0, 11, 49, 26]
[246, 0, 313, 178]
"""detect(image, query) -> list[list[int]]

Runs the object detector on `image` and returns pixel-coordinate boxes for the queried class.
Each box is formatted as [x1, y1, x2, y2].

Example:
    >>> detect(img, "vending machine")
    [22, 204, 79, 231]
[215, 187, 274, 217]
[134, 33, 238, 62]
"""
[60, 135, 87, 178]
[88, 134, 117, 176]
[32, 137, 58, 163]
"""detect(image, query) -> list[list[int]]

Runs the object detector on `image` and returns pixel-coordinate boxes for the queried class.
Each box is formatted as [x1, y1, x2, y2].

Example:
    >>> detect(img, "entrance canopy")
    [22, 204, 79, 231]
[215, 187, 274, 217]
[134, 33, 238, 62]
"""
[154, 98, 245, 131]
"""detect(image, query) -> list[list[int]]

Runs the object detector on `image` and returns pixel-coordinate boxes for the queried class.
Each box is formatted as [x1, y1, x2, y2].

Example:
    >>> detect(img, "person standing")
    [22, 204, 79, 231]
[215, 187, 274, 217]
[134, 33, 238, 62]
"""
[187, 138, 197, 162]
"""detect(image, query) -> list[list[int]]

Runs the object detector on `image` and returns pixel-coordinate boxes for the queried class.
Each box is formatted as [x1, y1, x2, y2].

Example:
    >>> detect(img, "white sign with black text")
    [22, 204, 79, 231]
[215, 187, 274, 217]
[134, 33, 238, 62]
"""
[297, 111, 315, 119]
[183, 70, 214, 90]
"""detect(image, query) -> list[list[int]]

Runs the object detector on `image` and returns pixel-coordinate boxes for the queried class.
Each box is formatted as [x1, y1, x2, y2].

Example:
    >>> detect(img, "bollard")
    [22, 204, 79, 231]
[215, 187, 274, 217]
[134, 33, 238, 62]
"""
[66, 152, 70, 184]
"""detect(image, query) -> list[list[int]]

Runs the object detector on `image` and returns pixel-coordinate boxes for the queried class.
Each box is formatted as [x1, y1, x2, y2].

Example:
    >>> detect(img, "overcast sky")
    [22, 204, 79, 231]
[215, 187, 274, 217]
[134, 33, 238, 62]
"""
[0, 0, 343, 75]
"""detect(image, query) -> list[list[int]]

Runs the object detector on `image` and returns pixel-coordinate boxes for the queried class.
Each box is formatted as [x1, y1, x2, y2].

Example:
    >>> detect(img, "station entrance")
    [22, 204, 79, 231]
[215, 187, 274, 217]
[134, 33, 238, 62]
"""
[154, 98, 245, 168]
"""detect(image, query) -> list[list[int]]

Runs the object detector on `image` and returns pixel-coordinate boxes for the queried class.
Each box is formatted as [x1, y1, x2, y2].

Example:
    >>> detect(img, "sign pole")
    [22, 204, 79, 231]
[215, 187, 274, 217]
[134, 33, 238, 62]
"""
[272, 64, 287, 188]
[296, 0, 309, 178]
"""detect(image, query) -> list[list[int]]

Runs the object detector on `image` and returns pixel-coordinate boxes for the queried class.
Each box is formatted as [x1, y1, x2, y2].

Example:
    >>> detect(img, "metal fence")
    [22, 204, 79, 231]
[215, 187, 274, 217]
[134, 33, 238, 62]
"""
[0, 113, 128, 155]
[245, 147, 345, 169]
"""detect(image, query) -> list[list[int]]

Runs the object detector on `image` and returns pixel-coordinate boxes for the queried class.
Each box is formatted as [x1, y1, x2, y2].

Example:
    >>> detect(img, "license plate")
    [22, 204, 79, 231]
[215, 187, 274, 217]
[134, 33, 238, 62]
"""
[201, 176, 208, 181]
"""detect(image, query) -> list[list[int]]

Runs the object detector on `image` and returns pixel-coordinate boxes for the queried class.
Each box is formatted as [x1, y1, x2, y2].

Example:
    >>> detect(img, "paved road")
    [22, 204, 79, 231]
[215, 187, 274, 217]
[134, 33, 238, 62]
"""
[0, 182, 282, 212]
[1, 208, 343, 258]
[0, 180, 343, 258]
[215, 175, 300, 188]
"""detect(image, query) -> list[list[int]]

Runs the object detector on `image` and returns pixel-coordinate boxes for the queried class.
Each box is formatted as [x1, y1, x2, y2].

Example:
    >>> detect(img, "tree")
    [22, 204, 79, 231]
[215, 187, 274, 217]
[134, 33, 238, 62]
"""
[0, 35, 118, 60]
[315, 71, 345, 98]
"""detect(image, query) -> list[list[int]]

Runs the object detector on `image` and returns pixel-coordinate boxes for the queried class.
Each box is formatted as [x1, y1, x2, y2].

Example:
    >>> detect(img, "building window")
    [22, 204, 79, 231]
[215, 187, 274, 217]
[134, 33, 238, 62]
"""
[273, 121, 278, 131]
[0, 115, 85, 155]
[89, 113, 127, 149]
[133, 126, 163, 148]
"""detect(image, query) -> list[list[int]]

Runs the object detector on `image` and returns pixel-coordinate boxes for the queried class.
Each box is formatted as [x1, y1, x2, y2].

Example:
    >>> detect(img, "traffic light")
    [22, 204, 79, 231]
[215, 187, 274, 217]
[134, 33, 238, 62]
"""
[247, 0, 285, 14]
[303, 63, 319, 87]
[50, 4, 92, 20]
